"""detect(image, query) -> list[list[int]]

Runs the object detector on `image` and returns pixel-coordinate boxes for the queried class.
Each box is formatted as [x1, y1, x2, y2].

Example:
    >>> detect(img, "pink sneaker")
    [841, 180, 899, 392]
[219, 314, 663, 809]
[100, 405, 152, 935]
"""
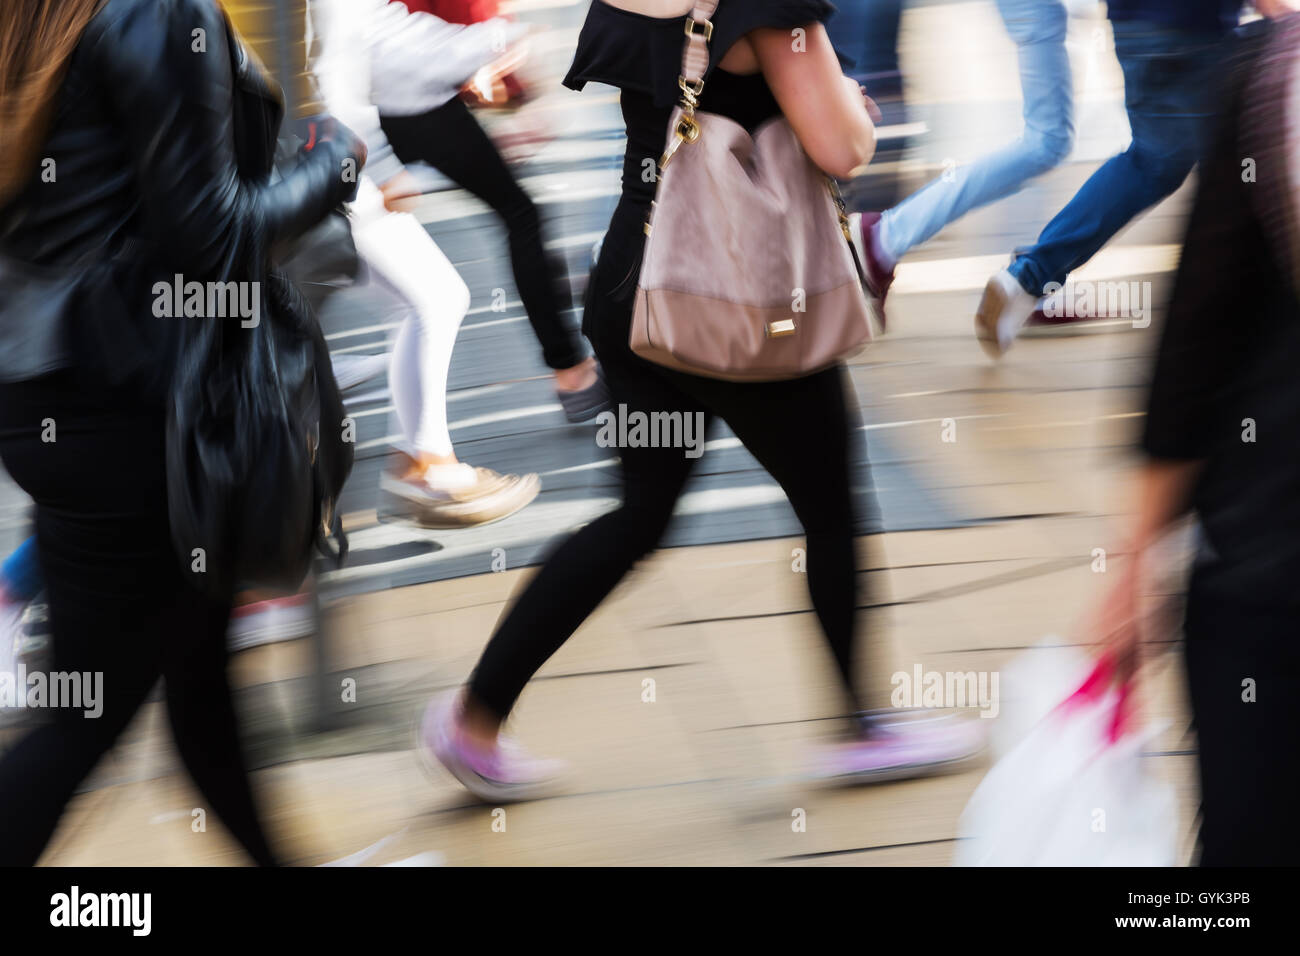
[816, 715, 985, 784]
[417, 694, 568, 803]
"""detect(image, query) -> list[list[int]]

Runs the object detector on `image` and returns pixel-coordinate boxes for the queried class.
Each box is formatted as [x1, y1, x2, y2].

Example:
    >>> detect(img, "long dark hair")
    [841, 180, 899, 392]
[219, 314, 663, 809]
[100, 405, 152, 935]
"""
[0, 0, 105, 208]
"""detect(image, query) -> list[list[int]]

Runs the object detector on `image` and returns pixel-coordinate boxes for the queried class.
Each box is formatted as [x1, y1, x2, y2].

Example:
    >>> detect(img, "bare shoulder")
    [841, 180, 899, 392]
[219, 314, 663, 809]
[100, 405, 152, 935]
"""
[600, 0, 695, 16]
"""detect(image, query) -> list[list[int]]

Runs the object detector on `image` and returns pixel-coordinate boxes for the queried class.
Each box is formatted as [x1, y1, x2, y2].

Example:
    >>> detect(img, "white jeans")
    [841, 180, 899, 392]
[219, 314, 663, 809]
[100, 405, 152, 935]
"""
[349, 180, 469, 459]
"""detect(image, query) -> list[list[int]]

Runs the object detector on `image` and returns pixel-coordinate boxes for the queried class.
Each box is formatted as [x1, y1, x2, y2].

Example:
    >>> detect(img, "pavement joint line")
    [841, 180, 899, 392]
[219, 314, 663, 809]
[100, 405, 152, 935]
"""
[939, 636, 1183, 655]
[771, 837, 963, 862]
[530, 661, 699, 683]
[708, 712, 914, 733]
[658, 554, 1089, 630]
[419, 776, 740, 817]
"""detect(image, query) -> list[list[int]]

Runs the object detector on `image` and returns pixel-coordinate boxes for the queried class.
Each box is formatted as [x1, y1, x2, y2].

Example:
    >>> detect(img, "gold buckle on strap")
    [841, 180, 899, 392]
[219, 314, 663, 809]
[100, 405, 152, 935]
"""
[678, 75, 704, 99]
[766, 319, 797, 338]
[659, 113, 701, 169]
[684, 16, 714, 41]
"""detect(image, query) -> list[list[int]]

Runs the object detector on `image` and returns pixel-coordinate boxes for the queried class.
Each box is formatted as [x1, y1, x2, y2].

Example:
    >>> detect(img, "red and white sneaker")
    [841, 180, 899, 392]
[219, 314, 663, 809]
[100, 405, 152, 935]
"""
[227, 593, 315, 653]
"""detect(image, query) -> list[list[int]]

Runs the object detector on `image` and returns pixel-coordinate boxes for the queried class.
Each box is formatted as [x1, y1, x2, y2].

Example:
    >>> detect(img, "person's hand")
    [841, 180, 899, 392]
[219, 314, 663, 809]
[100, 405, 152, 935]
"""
[1088, 549, 1146, 684]
[463, 38, 533, 106]
[842, 75, 884, 124]
[379, 170, 421, 212]
[315, 115, 367, 169]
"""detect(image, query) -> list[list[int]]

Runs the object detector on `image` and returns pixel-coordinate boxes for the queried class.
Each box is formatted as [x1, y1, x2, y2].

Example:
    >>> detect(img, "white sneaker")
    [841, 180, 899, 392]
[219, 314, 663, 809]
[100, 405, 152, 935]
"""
[974, 268, 1037, 358]
[380, 466, 540, 529]
[227, 593, 315, 653]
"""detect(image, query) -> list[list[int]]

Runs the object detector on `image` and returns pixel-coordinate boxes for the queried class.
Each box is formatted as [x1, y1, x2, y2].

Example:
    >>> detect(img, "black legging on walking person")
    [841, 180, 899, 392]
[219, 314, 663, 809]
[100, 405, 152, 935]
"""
[380, 97, 587, 371]
[0, 370, 278, 866]
[1183, 580, 1300, 866]
[466, 202, 869, 722]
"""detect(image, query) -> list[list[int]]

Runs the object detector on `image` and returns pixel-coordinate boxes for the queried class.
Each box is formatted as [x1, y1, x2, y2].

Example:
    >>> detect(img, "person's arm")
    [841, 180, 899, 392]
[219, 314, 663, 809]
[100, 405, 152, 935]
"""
[749, 23, 876, 178]
[91, 0, 363, 278]
[312, 0, 407, 189]
[366, 3, 531, 112]
[1094, 45, 1265, 676]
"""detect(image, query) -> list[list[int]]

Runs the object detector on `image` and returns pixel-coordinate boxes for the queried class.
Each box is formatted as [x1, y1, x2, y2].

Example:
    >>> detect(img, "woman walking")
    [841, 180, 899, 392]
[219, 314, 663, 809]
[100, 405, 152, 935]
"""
[420, 0, 982, 801]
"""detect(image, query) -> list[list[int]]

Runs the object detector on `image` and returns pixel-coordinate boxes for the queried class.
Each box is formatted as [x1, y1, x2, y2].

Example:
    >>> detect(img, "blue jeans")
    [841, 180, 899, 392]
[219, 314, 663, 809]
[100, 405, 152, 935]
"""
[881, 0, 1074, 262]
[1, 536, 41, 602]
[1007, 19, 1226, 295]
[827, 0, 905, 90]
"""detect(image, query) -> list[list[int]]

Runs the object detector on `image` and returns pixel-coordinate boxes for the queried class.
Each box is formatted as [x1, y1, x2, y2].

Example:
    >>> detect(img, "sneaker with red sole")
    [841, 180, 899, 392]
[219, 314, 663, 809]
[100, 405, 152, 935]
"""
[1021, 290, 1143, 337]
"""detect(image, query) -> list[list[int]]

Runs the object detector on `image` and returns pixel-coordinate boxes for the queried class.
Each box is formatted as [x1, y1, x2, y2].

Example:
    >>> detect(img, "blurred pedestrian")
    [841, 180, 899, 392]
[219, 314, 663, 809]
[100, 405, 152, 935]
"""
[0, 0, 364, 864]
[975, 0, 1257, 355]
[850, 0, 1075, 329]
[419, 0, 981, 803]
[1092, 9, 1300, 866]
[361, 0, 611, 422]
[313, 0, 542, 526]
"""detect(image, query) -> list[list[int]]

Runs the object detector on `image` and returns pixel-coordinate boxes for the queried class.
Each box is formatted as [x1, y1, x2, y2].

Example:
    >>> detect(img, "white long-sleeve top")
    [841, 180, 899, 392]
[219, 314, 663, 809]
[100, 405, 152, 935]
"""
[311, 0, 529, 185]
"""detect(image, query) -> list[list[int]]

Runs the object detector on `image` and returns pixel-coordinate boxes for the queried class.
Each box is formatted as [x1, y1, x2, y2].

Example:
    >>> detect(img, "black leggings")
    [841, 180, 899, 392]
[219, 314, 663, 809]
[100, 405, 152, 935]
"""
[380, 98, 587, 371]
[0, 371, 278, 866]
[468, 303, 867, 721]
[1183, 582, 1300, 866]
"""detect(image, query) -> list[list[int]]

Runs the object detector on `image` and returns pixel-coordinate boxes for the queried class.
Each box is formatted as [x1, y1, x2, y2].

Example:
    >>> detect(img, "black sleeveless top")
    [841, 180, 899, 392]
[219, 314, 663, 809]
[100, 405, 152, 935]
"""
[562, 0, 835, 345]
[563, 0, 835, 210]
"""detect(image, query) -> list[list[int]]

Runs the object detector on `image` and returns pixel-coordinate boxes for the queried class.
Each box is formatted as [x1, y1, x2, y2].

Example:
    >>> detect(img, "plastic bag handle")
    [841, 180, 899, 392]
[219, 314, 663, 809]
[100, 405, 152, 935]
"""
[1058, 653, 1134, 744]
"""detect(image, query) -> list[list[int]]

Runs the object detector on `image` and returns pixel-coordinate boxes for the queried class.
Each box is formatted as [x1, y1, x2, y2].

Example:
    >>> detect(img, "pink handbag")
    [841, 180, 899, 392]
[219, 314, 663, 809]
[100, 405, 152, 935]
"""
[630, 0, 873, 382]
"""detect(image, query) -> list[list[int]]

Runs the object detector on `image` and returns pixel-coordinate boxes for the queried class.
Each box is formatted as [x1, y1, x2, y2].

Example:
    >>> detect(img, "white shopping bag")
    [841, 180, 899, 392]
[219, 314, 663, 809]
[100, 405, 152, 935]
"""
[955, 646, 1177, 866]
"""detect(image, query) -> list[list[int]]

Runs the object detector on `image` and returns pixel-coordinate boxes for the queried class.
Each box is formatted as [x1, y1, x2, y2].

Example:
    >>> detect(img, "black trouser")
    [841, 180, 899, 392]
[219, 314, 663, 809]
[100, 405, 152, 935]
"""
[0, 370, 278, 866]
[467, 201, 869, 720]
[380, 97, 587, 371]
[1183, 583, 1300, 866]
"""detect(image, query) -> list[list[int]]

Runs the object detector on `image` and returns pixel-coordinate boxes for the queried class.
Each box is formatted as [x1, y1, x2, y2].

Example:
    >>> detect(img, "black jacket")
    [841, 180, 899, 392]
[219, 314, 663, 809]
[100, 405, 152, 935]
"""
[0, 0, 358, 397]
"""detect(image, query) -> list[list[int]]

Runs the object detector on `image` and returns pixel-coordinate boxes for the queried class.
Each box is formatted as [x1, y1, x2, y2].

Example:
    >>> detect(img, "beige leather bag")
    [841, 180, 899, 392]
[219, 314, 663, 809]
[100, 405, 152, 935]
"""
[630, 0, 873, 382]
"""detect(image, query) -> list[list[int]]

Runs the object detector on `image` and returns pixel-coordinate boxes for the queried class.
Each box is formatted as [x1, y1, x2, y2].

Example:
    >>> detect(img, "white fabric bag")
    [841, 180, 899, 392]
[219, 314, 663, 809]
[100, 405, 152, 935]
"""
[955, 646, 1178, 866]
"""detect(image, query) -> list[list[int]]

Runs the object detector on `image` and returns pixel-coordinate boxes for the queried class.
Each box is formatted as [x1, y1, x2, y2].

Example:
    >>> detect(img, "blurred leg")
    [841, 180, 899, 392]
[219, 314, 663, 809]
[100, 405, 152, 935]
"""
[352, 201, 469, 459]
[881, 0, 1073, 261]
[684, 366, 865, 718]
[0, 376, 274, 865]
[1007, 20, 1225, 294]
[0, 381, 169, 863]
[467, 351, 708, 719]
[1, 536, 42, 602]
[0, 526, 161, 865]
[829, 0, 906, 92]
[163, 587, 279, 866]
[380, 99, 586, 371]
[1183, 586, 1300, 866]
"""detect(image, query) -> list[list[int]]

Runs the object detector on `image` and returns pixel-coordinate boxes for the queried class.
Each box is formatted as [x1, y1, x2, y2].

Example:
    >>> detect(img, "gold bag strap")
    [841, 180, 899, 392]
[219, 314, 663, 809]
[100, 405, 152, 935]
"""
[661, 0, 721, 169]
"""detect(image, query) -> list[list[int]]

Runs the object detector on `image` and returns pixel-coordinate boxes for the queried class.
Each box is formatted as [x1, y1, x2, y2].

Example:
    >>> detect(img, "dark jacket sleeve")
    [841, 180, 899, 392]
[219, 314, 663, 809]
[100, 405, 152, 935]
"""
[1141, 46, 1270, 461]
[86, 0, 358, 280]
